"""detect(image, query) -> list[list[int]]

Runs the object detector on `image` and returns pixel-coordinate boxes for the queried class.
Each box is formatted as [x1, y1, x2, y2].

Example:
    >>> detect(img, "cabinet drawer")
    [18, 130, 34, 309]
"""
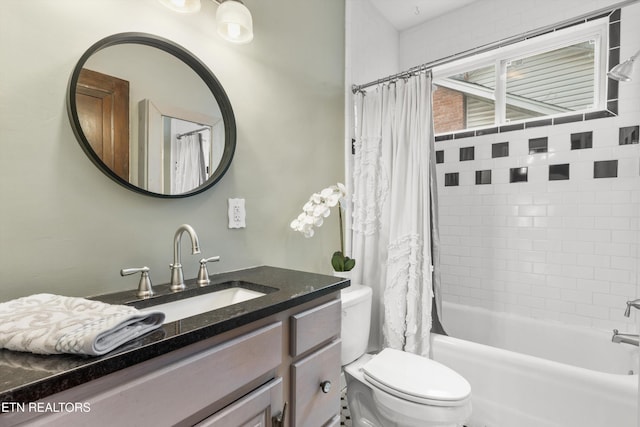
[290, 299, 340, 357]
[196, 377, 282, 427]
[291, 339, 341, 427]
[91, 322, 282, 426]
[17, 322, 283, 427]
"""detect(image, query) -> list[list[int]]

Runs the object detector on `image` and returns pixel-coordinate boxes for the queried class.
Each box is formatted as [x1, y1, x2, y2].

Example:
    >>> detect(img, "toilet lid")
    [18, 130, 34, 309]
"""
[362, 348, 471, 406]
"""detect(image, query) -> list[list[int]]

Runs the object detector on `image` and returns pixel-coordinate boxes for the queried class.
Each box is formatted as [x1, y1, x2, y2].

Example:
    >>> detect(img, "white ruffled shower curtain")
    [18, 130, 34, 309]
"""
[173, 133, 207, 194]
[350, 71, 441, 357]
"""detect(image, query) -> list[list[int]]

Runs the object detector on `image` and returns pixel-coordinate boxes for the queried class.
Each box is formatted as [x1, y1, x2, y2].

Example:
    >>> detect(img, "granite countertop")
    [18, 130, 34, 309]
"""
[0, 266, 349, 404]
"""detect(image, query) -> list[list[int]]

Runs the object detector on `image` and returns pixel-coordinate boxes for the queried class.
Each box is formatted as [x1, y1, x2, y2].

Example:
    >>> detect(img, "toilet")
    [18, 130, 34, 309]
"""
[341, 284, 472, 427]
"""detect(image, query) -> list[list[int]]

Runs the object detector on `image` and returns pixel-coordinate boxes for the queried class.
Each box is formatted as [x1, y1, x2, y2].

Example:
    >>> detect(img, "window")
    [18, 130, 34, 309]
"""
[433, 17, 609, 135]
[505, 41, 596, 122]
[434, 65, 495, 132]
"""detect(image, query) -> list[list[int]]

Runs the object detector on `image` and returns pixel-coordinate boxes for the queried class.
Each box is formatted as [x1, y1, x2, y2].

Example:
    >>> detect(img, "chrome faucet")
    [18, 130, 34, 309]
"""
[196, 256, 221, 286]
[612, 329, 639, 346]
[624, 299, 640, 317]
[121, 266, 154, 299]
[170, 224, 201, 291]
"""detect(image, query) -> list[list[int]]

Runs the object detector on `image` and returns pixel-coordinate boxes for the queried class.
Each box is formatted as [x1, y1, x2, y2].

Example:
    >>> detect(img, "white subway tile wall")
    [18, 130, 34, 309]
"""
[437, 119, 639, 331]
[433, 2, 640, 333]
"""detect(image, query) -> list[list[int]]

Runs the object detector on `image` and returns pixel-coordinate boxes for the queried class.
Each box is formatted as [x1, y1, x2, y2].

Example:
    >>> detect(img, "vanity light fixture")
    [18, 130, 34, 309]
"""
[159, 0, 254, 44]
[213, 0, 254, 44]
[608, 49, 640, 82]
[158, 0, 201, 14]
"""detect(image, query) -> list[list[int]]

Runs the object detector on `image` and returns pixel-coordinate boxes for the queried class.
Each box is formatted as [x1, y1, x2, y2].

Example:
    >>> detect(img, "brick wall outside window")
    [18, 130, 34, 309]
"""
[433, 86, 465, 134]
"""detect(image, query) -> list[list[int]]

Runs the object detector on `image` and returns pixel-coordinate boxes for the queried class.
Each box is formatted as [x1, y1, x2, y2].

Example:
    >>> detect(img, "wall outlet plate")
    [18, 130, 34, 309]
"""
[228, 198, 246, 228]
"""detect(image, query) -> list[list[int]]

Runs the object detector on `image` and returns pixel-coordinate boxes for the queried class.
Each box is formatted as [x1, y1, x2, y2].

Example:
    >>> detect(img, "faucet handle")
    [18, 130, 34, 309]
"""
[121, 266, 154, 299]
[196, 256, 220, 287]
[624, 299, 640, 317]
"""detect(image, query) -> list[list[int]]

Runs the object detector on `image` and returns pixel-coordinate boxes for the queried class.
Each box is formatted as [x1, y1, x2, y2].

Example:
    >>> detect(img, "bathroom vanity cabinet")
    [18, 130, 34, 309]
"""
[0, 293, 342, 427]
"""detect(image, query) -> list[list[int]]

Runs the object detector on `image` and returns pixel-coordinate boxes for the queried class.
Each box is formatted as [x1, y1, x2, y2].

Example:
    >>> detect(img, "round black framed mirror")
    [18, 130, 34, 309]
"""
[67, 32, 236, 198]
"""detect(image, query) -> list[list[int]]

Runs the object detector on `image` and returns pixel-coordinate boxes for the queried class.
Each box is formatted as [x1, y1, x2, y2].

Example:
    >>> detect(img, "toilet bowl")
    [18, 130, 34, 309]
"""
[341, 284, 471, 427]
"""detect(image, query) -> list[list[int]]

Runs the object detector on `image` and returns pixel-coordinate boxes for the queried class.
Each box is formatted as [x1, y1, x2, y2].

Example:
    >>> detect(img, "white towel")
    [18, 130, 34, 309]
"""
[0, 294, 165, 356]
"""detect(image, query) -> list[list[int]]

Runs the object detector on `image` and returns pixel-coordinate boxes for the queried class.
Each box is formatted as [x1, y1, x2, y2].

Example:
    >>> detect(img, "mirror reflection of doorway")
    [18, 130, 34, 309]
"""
[76, 69, 130, 181]
[138, 98, 223, 195]
[164, 118, 214, 194]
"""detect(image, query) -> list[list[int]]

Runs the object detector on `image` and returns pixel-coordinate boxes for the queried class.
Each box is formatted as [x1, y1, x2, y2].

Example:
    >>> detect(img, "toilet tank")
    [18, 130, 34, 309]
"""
[341, 284, 372, 365]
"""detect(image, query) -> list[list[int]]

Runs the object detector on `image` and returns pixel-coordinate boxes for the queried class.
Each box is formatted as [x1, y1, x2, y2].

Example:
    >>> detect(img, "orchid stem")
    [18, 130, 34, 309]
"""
[338, 205, 344, 255]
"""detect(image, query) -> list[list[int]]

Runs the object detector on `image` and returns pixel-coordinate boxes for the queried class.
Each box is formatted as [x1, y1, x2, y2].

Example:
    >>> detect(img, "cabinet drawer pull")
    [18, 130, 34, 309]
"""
[272, 401, 287, 427]
[320, 380, 332, 394]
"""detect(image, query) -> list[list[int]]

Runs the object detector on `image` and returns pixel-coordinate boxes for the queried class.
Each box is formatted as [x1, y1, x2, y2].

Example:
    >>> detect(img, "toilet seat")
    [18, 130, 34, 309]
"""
[362, 348, 471, 407]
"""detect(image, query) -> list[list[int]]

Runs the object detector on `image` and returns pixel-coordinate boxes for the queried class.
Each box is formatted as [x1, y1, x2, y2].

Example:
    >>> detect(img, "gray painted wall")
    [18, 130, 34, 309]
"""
[399, 0, 627, 69]
[0, 0, 345, 301]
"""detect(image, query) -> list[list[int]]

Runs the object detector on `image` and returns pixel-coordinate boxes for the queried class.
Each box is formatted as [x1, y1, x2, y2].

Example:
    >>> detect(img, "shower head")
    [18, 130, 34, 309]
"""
[608, 49, 640, 82]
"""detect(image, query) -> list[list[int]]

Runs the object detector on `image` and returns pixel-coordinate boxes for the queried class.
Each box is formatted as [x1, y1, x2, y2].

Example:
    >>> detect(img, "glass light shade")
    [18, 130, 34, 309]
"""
[216, 0, 253, 44]
[158, 0, 201, 13]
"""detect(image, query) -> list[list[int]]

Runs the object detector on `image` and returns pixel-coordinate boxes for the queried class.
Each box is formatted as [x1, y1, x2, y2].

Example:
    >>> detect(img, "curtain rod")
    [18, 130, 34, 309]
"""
[351, 0, 638, 94]
[176, 126, 210, 139]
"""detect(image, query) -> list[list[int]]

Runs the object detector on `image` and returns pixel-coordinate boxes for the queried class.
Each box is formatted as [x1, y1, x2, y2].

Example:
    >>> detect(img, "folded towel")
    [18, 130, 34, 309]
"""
[0, 294, 165, 356]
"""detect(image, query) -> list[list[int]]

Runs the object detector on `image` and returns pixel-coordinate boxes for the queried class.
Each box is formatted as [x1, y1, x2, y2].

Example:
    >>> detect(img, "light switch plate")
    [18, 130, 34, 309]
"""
[228, 198, 246, 228]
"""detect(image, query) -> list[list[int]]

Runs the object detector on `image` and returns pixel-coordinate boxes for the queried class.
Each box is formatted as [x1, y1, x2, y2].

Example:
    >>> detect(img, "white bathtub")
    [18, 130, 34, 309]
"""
[431, 301, 638, 427]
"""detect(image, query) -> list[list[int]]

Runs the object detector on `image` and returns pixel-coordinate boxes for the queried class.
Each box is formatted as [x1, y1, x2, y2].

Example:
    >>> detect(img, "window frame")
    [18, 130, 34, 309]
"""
[432, 17, 610, 136]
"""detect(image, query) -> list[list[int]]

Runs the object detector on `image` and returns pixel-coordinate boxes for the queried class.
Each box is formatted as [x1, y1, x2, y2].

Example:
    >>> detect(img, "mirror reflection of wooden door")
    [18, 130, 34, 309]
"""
[76, 68, 129, 181]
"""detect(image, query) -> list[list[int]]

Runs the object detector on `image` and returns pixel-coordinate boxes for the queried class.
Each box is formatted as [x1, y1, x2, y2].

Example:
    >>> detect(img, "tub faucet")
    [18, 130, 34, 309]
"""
[624, 299, 640, 317]
[612, 329, 639, 346]
[170, 224, 201, 292]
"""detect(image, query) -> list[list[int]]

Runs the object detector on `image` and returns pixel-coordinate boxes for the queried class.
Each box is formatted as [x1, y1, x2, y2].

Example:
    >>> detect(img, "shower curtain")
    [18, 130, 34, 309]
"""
[351, 71, 441, 356]
[173, 133, 207, 194]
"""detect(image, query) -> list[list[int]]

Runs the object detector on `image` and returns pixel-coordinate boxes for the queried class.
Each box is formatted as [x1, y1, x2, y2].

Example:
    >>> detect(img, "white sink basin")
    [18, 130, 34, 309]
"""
[142, 287, 266, 323]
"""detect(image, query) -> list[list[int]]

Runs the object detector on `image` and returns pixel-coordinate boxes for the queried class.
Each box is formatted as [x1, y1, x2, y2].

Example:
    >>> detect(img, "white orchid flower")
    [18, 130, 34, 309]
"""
[290, 182, 348, 241]
[303, 201, 315, 213]
[320, 187, 334, 199]
[325, 193, 340, 207]
[290, 182, 354, 271]
[313, 204, 330, 218]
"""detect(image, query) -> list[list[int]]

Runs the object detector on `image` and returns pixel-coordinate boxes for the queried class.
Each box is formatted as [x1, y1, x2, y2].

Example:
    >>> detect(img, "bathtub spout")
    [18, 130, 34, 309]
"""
[612, 329, 639, 346]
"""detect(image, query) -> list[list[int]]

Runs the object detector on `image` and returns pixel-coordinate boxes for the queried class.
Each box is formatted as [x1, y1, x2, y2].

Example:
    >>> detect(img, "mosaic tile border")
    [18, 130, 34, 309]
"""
[436, 125, 638, 186]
